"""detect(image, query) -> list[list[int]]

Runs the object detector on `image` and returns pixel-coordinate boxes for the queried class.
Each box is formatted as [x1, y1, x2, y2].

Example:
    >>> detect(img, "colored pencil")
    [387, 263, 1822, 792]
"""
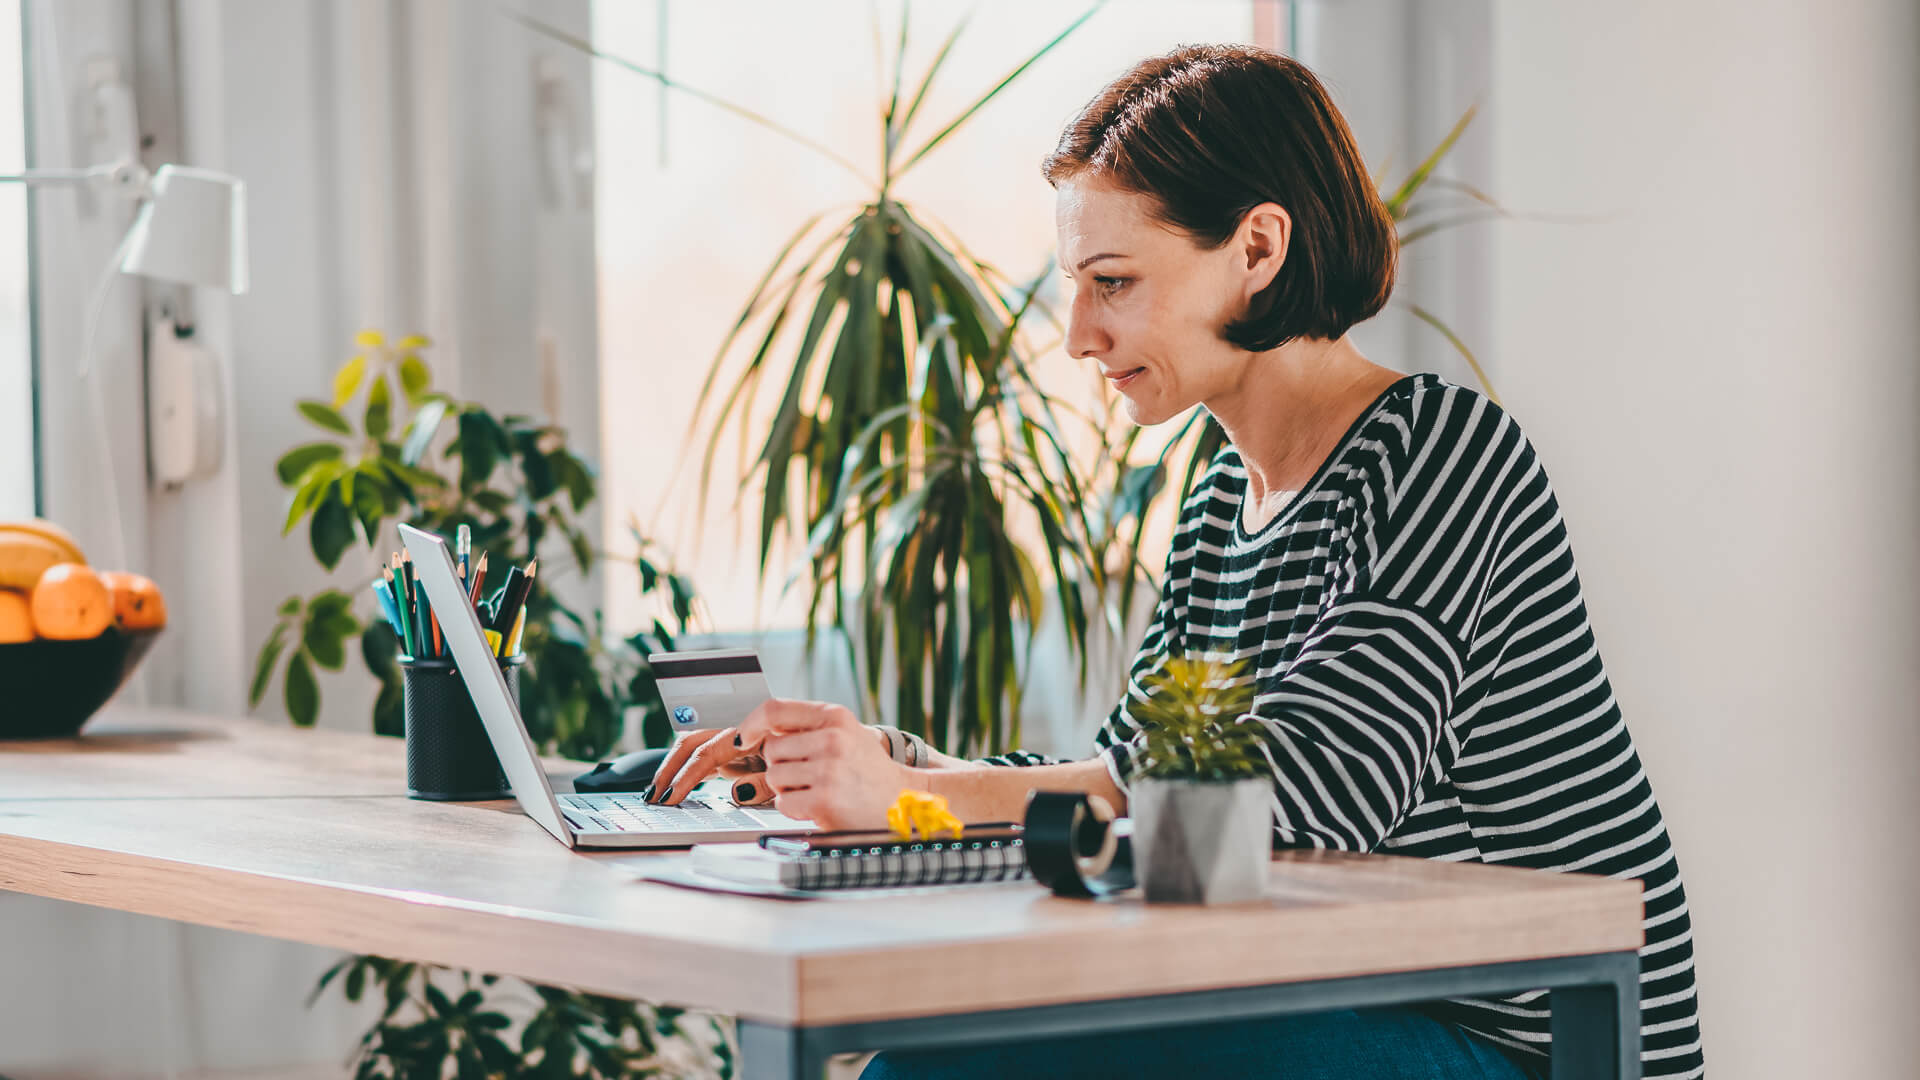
[387, 558, 416, 658]
[488, 566, 524, 633]
[371, 580, 403, 640]
[492, 560, 536, 655]
[467, 552, 489, 608]
[504, 605, 528, 657]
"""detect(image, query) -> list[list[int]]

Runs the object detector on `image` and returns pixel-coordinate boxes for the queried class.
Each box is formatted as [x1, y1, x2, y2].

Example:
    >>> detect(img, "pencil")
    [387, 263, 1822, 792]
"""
[504, 605, 528, 657]
[456, 524, 471, 585]
[371, 580, 403, 641]
[402, 552, 428, 659]
[488, 566, 524, 633]
[467, 552, 489, 608]
[493, 559, 537, 644]
[387, 558, 416, 659]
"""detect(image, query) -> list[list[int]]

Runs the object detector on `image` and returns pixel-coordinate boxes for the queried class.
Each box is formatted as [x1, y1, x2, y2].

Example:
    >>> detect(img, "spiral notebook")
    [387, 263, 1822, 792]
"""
[631, 829, 1030, 899]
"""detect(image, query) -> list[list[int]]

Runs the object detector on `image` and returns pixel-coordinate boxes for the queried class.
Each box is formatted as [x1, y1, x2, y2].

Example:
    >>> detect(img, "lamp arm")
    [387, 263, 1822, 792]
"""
[0, 164, 121, 187]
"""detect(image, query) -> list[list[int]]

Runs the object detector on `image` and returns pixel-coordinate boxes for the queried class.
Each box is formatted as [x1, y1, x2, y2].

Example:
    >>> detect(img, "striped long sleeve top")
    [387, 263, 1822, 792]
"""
[991, 371, 1703, 1076]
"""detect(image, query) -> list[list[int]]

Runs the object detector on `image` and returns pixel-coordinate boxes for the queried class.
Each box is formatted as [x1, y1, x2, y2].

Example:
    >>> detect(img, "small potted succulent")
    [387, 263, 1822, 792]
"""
[1128, 655, 1273, 904]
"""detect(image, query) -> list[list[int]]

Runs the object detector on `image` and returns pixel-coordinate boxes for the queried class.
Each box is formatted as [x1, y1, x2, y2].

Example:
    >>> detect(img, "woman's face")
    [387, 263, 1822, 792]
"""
[1054, 176, 1287, 425]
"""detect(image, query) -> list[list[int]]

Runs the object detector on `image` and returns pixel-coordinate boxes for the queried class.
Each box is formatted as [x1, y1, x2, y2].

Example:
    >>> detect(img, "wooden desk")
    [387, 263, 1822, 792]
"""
[0, 708, 1644, 1079]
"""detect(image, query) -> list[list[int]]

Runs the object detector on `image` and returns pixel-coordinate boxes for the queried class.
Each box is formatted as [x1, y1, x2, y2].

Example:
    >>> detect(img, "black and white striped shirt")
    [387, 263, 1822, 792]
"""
[993, 372, 1703, 1075]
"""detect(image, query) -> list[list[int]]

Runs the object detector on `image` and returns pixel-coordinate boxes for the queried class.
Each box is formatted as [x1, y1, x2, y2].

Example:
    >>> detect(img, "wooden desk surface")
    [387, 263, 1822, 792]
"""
[0, 707, 1643, 1026]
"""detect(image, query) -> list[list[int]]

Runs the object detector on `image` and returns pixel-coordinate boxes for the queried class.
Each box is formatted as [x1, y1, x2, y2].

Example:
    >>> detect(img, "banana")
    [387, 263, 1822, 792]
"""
[0, 519, 86, 566]
[0, 532, 69, 590]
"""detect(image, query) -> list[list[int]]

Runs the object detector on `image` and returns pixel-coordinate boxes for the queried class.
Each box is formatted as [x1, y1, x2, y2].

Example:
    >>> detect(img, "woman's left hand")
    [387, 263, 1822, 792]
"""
[730, 699, 914, 829]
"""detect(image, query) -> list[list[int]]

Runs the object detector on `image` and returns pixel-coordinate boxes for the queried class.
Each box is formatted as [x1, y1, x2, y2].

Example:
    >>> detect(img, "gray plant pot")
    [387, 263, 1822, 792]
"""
[1131, 776, 1272, 904]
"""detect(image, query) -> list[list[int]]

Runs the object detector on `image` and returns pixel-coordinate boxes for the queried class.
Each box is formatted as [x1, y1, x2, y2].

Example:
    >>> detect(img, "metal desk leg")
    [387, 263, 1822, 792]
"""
[739, 1020, 831, 1080]
[1549, 951, 1640, 1080]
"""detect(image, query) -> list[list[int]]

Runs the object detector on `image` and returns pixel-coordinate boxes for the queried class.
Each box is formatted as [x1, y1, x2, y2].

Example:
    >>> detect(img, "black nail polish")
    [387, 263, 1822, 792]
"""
[639, 783, 655, 802]
[734, 732, 744, 747]
[734, 782, 757, 803]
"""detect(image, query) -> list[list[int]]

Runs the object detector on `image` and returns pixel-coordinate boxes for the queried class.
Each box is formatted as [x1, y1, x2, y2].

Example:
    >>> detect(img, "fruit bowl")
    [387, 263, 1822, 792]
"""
[0, 626, 164, 739]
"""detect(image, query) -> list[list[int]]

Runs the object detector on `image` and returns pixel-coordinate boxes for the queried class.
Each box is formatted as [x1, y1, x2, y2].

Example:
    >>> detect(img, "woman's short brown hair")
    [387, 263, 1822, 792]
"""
[1044, 45, 1395, 351]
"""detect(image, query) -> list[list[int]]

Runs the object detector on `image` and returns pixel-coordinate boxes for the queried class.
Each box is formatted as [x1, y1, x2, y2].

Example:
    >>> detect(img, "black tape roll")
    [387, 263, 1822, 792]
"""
[1023, 790, 1135, 898]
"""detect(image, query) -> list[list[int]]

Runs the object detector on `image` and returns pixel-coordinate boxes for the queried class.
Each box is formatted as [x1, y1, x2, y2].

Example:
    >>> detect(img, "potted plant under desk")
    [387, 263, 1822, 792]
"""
[1128, 656, 1274, 904]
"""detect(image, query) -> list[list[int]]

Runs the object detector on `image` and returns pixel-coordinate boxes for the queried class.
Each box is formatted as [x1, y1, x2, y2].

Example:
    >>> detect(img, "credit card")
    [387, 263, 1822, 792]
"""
[647, 648, 773, 732]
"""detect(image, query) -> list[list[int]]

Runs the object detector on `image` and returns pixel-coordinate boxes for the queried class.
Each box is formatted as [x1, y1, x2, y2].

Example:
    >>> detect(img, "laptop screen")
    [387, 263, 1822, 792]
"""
[398, 524, 573, 846]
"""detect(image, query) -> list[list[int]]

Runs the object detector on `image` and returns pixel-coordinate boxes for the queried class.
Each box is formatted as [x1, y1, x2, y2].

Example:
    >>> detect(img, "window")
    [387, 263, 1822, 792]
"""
[0, 0, 31, 519]
[592, 0, 1268, 633]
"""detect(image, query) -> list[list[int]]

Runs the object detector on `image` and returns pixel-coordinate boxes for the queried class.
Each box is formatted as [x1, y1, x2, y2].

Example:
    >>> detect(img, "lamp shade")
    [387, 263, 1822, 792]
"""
[118, 164, 249, 295]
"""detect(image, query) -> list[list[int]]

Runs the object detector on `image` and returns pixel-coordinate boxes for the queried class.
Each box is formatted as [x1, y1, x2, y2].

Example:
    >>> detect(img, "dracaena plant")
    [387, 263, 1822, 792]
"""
[250, 329, 697, 759]
[1129, 655, 1263, 782]
[516, 6, 1122, 759]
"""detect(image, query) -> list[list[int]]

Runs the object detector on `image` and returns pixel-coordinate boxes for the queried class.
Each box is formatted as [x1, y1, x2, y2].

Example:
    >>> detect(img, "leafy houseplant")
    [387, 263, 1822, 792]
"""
[256, 331, 718, 1076]
[1127, 655, 1272, 904]
[251, 329, 697, 756]
[313, 955, 734, 1080]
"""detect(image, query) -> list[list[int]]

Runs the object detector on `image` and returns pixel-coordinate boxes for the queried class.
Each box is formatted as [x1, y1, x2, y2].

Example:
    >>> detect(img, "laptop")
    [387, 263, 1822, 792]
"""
[398, 524, 816, 849]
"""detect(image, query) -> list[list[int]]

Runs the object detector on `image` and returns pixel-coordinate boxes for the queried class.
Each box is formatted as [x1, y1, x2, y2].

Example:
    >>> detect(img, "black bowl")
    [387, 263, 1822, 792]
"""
[0, 626, 163, 739]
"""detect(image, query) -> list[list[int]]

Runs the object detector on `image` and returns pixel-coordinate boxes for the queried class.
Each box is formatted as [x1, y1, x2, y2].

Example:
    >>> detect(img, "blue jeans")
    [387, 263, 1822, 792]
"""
[858, 1007, 1542, 1080]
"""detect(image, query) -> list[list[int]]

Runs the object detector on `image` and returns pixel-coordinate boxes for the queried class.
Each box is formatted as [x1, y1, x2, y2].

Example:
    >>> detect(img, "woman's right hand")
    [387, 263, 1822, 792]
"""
[644, 728, 769, 806]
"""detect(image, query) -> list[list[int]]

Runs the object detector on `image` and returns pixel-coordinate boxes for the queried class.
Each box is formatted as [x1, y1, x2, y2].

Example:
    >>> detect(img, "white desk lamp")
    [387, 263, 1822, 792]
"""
[0, 160, 248, 568]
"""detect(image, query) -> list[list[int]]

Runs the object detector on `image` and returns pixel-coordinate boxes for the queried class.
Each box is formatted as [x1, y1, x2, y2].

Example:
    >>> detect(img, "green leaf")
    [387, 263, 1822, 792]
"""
[470, 489, 512, 516]
[278, 595, 303, 618]
[1383, 104, 1478, 217]
[350, 466, 387, 546]
[456, 410, 506, 490]
[285, 651, 319, 727]
[398, 353, 431, 404]
[372, 678, 404, 738]
[400, 397, 448, 466]
[361, 621, 400, 680]
[283, 461, 343, 535]
[364, 374, 392, 440]
[500, 9, 874, 185]
[332, 355, 368, 409]
[276, 442, 344, 486]
[298, 400, 354, 436]
[309, 494, 355, 570]
[1407, 302, 1501, 405]
[249, 622, 288, 708]
[894, 4, 1102, 179]
[893, 16, 970, 154]
[304, 608, 352, 671]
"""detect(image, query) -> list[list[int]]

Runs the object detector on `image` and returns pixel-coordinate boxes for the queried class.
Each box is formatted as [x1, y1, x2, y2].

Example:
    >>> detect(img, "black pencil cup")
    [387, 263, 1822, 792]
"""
[400, 653, 526, 801]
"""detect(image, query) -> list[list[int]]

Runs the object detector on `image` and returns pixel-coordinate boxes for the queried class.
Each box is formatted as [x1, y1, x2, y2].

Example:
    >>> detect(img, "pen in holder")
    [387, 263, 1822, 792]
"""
[400, 653, 525, 801]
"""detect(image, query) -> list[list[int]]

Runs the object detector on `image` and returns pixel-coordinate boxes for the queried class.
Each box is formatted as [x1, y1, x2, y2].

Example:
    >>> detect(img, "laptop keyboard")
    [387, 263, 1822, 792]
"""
[558, 792, 779, 833]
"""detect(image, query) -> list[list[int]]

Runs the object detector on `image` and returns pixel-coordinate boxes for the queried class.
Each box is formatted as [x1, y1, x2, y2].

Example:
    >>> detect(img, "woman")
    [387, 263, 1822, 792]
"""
[651, 45, 1703, 1079]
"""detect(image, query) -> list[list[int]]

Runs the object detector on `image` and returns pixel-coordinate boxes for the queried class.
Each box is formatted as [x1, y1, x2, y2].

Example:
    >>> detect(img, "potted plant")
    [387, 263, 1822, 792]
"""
[1128, 655, 1271, 904]
[257, 330, 726, 1077]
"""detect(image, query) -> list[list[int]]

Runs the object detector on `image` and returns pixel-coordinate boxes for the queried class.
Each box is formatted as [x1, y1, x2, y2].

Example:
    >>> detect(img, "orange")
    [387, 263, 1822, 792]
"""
[30, 563, 112, 640]
[0, 588, 32, 643]
[102, 571, 167, 630]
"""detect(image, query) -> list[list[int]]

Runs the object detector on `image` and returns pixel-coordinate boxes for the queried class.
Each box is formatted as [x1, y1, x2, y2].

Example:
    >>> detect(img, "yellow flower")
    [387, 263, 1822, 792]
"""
[397, 333, 431, 350]
[354, 329, 386, 348]
[886, 789, 964, 841]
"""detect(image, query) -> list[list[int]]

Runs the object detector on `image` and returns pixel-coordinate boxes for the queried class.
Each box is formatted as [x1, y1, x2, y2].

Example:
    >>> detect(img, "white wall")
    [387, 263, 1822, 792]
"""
[1485, 1, 1920, 1074]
